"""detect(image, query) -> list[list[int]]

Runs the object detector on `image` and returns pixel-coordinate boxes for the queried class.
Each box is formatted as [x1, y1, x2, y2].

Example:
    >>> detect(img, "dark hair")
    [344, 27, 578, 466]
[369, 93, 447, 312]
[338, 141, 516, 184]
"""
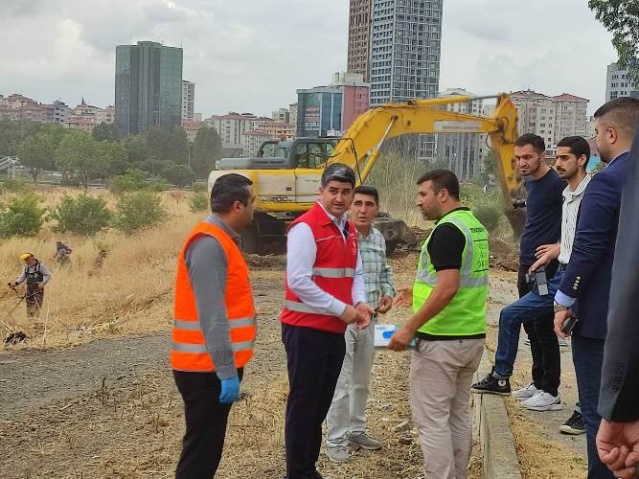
[353, 185, 379, 204]
[594, 97, 639, 139]
[321, 163, 356, 188]
[210, 173, 253, 214]
[556, 136, 591, 169]
[417, 169, 460, 200]
[514, 133, 546, 154]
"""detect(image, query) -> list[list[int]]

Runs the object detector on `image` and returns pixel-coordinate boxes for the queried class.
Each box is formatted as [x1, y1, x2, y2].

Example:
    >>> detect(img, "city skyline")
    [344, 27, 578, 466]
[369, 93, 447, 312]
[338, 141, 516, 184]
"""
[0, 0, 620, 117]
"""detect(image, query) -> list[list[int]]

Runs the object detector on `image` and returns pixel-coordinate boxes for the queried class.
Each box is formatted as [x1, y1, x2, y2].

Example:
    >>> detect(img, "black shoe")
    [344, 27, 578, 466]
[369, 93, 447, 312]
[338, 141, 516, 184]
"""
[471, 373, 511, 396]
[559, 410, 586, 435]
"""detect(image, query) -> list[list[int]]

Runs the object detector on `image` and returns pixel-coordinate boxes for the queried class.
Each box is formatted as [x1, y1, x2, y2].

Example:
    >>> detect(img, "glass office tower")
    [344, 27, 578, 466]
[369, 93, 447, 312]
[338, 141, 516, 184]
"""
[115, 41, 183, 136]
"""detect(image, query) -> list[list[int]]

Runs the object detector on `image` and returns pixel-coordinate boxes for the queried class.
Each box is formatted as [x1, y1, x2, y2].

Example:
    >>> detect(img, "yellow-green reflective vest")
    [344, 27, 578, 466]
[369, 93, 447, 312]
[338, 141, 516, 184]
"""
[414, 209, 489, 337]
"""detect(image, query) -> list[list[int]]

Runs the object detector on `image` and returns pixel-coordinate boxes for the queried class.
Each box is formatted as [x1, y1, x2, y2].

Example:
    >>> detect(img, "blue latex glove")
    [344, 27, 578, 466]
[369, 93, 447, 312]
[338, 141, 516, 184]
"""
[219, 376, 240, 404]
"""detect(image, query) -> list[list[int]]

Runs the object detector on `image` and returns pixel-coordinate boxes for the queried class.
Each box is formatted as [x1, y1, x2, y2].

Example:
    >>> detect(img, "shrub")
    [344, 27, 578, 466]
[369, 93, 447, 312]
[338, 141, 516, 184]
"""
[0, 178, 31, 194]
[188, 191, 209, 213]
[111, 169, 148, 194]
[161, 164, 195, 187]
[146, 178, 169, 192]
[473, 205, 502, 232]
[0, 193, 46, 238]
[192, 182, 207, 193]
[51, 194, 112, 235]
[113, 191, 166, 234]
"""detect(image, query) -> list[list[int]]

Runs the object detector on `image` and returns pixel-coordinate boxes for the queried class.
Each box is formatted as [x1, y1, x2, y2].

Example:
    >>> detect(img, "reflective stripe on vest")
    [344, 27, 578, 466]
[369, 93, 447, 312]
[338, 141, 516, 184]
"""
[172, 340, 255, 354]
[416, 216, 486, 286]
[414, 210, 488, 337]
[173, 317, 256, 331]
[312, 267, 355, 278]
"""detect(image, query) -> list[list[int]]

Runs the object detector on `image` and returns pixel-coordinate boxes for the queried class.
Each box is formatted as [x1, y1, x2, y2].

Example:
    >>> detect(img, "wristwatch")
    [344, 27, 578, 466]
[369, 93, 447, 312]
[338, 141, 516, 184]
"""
[553, 301, 569, 313]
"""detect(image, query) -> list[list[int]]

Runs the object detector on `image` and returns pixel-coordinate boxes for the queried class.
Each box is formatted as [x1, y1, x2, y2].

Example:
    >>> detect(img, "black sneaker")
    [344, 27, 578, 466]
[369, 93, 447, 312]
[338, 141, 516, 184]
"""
[559, 410, 586, 435]
[471, 373, 511, 396]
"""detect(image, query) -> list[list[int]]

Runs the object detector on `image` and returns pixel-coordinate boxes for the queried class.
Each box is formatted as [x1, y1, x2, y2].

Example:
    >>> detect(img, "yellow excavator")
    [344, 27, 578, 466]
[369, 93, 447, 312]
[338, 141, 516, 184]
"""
[209, 93, 523, 254]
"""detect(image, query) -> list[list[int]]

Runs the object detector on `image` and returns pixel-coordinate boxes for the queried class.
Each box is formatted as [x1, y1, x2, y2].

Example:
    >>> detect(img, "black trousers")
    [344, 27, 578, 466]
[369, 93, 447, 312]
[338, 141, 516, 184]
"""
[173, 368, 243, 479]
[282, 324, 346, 479]
[518, 262, 561, 396]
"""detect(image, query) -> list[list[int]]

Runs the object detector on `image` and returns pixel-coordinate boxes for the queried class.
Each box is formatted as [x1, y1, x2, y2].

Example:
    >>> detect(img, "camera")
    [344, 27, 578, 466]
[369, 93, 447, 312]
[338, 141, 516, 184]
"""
[526, 266, 549, 296]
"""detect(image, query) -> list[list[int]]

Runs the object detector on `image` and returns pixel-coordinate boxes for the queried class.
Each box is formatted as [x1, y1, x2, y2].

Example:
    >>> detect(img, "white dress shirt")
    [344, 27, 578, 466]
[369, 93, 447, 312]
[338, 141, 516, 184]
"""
[286, 202, 367, 317]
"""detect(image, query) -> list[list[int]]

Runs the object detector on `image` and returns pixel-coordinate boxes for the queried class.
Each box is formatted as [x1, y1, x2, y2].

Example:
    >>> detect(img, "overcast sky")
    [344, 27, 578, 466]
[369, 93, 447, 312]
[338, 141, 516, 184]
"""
[0, 0, 618, 117]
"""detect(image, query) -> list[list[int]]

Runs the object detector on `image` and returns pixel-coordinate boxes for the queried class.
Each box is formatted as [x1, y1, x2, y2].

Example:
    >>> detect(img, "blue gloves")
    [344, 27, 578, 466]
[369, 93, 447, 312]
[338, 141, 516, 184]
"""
[219, 376, 240, 404]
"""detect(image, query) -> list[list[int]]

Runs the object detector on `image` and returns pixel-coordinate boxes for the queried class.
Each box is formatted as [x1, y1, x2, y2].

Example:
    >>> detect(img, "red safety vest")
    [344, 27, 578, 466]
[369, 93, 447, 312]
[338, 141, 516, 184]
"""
[281, 202, 358, 334]
[171, 221, 256, 372]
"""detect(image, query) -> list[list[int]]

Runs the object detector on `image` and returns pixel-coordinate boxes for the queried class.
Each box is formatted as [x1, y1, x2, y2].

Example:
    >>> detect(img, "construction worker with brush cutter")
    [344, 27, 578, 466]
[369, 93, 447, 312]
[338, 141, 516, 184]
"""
[8, 253, 51, 317]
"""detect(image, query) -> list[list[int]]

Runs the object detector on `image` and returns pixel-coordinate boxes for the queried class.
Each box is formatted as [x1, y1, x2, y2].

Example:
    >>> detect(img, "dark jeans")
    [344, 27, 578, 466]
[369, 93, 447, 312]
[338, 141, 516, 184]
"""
[173, 368, 244, 479]
[493, 269, 562, 395]
[572, 335, 615, 479]
[282, 323, 346, 479]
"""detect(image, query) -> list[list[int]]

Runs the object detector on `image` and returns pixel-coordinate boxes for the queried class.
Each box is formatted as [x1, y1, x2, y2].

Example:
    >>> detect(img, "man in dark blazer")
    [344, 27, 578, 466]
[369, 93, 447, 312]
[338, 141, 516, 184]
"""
[596, 126, 639, 479]
[554, 96, 639, 479]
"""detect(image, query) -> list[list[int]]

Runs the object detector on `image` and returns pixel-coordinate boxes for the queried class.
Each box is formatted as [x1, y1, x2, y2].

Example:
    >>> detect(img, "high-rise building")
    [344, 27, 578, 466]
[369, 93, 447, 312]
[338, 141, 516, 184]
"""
[435, 88, 485, 181]
[347, 0, 372, 82]
[606, 62, 639, 101]
[115, 41, 183, 136]
[289, 102, 298, 127]
[510, 90, 556, 149]
[182, 80, 195, 124]
[510, 89, 589, 150]
[272, 107, 290, 124]
[330, 72, 370, 128]
[552, 93, 588, 142]
[296, 86, 343, 137]
[208, 113, 257, 150]
[296, 73, 370, 137]
[369, 0, 443, 107]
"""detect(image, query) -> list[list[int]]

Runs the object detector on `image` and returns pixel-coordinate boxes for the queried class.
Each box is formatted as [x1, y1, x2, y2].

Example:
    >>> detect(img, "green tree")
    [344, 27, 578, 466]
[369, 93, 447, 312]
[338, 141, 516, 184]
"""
[18, 133, 57, 182]
[146, 126, 189, 164]
[0, 193, 46, 238]
[55, 130, 96, 188]
[191, 126, 223, 177]
[123, 135, 148, 164]
[92, 122, 121, 142]
[111, 168, 149, 194]
[589, 1, 639, 83]
[51, 194, 112, 235]
[0, 120, 43, 156]
[161, 164, 195, 187]
[113, 191, 166, 234]
[93, 141, 129, 179]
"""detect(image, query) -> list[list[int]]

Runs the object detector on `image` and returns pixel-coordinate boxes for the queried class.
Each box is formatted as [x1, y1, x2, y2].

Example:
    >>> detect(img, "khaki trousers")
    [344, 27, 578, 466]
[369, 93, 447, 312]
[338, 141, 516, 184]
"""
[410, 337, 485, 479]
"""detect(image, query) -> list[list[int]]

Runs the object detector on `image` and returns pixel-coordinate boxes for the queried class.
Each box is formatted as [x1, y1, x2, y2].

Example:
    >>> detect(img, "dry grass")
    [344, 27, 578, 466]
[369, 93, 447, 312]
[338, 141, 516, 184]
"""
[484, 325, 588, 479]
[0, 186, 203, 349]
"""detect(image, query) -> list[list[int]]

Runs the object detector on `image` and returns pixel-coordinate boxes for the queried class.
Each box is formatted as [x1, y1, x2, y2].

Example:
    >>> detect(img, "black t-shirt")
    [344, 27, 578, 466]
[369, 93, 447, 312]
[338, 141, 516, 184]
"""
[427, 208, 467, 271]
[519, 169, 565, 266]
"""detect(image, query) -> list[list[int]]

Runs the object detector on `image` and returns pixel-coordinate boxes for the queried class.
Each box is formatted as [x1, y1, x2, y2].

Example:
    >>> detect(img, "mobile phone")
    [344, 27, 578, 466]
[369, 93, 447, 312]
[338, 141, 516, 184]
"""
[561, 316, 579, 335]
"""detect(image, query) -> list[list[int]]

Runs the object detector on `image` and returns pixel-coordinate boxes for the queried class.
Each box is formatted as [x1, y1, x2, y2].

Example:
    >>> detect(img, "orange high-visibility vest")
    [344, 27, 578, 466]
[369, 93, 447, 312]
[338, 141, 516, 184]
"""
[171, 221, 256, 372]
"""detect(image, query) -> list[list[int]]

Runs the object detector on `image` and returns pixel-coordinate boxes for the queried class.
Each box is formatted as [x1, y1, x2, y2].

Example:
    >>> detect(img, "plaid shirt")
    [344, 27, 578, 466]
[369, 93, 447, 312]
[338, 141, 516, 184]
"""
[358, 227, 396, 308]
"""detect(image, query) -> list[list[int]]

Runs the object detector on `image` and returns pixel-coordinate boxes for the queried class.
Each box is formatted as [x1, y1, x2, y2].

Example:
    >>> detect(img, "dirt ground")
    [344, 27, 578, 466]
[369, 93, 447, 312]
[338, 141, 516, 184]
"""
[0, 253, 585, 479]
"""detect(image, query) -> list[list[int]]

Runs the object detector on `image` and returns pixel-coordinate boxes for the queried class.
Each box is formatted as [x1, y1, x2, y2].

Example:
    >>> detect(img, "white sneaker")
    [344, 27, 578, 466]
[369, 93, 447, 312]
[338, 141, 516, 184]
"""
[512, 382, 538, 400]
[522, 390, 562, 411]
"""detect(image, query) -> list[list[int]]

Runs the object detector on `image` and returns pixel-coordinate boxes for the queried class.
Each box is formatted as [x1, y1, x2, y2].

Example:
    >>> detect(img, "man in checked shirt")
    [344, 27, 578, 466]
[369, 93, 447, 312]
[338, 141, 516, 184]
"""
[325, 185, 395, 462]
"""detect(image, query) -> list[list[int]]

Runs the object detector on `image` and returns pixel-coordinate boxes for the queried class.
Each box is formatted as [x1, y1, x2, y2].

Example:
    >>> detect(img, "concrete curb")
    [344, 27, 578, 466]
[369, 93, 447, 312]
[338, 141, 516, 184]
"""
[472, 353, 523, 479]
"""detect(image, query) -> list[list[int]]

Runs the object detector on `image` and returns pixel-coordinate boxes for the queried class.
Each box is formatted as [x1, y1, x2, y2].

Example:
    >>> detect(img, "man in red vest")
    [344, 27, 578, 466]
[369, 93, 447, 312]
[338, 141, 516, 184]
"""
[281, 163, 374, 479]
[172, 173, 257, 479]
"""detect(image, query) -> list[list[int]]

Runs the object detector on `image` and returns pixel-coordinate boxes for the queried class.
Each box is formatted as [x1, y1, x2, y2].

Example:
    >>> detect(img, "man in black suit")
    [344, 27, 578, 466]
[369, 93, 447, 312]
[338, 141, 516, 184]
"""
[554, 97, 639, 478]
[596, 126, 639, 479]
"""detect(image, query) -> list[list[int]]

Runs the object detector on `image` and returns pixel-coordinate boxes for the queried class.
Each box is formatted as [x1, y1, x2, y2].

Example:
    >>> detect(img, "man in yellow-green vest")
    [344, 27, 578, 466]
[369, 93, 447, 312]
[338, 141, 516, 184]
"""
[389, 169, 489, 479]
